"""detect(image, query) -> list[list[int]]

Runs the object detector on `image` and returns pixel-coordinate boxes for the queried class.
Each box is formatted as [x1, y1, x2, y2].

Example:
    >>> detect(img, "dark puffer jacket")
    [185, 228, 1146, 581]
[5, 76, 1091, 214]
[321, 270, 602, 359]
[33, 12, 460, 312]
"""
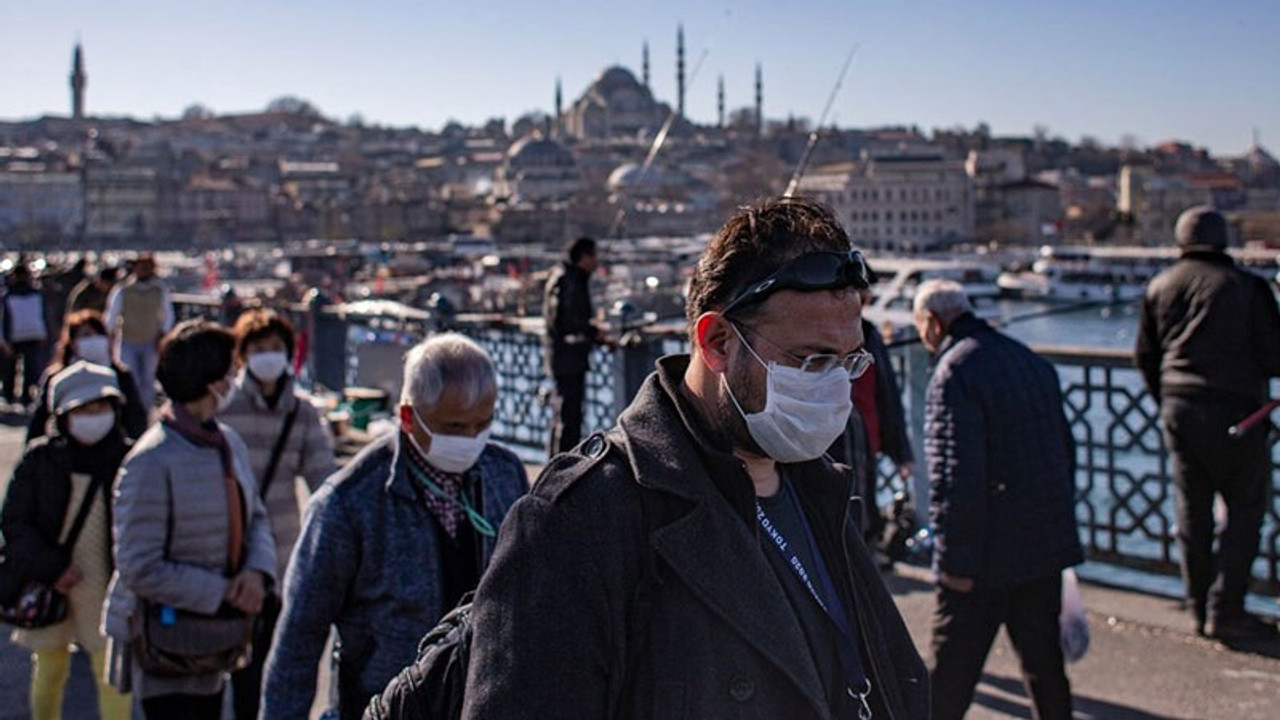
[1135, 250, 1280, 404]
[460, 355, 929, 720]
[0, 433, 129, 601]
[924, 313, 1083, 588]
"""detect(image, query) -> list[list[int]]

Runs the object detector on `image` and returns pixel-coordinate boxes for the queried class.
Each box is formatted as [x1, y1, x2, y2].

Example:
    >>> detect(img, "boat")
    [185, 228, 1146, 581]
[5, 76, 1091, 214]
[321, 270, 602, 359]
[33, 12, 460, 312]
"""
[862, 258, 1003, 339]
[997, 246, 1171, 303]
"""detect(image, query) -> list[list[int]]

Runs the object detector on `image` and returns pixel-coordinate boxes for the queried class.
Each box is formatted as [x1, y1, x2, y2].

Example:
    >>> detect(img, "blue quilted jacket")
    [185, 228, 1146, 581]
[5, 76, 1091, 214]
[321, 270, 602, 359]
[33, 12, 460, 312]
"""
[260, 431, 527, 720]
[924, 313, 1083, 588]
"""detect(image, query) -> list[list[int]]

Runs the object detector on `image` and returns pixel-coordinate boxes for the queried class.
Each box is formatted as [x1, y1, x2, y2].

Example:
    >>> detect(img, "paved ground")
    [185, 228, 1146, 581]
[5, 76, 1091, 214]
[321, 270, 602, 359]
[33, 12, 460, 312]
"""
[3, 423, 1279, 719]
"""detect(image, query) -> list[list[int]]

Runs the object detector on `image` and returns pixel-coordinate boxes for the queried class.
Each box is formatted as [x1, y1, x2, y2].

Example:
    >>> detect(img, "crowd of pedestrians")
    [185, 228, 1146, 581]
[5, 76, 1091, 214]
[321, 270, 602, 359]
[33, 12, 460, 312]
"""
[0, 197, 1276, 720]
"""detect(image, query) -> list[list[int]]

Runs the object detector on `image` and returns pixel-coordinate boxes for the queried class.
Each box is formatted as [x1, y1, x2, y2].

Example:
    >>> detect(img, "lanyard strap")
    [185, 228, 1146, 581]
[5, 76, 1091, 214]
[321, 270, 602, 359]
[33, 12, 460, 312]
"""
[406, 463, 497, 538]
[757, 499, 873, 719]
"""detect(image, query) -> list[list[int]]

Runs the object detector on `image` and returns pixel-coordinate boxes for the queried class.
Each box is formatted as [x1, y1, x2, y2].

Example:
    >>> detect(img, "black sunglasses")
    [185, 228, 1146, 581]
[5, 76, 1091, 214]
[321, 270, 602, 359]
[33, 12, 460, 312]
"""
[721, 250, 870, 317]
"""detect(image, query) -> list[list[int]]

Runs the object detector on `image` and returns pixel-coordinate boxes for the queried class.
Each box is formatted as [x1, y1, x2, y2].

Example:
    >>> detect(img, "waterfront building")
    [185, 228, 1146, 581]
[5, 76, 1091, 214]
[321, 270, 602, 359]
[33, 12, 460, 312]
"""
[1119, 165, 1214, 245]
[0, 166, 83, 246]
[801, 150, 975, 252]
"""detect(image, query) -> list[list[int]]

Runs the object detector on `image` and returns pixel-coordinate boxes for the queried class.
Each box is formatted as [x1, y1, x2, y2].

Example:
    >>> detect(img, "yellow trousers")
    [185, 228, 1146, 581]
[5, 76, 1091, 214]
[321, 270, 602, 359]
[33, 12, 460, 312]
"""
[30, 648, 131, 720]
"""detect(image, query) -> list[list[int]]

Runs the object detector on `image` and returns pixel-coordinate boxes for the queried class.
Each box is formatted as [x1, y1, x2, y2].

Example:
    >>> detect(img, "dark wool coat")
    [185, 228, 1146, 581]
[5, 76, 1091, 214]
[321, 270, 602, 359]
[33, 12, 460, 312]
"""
[924, 313, 1084, 588]
[462, 355, 929, 720]
[1135, 249, 1280, 405]
[542, 261, 596, 377]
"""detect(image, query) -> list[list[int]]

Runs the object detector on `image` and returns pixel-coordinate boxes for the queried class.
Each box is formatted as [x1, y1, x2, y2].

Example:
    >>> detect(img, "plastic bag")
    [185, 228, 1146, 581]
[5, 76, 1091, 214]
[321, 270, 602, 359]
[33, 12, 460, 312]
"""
[1059, 568, 1090, 663]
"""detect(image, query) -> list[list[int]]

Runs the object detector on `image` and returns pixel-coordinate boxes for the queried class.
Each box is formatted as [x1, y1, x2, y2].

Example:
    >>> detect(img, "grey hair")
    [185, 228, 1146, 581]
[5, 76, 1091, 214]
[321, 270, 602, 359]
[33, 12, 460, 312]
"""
[913, 279, 973, 323]
[400, 333, 497, 410]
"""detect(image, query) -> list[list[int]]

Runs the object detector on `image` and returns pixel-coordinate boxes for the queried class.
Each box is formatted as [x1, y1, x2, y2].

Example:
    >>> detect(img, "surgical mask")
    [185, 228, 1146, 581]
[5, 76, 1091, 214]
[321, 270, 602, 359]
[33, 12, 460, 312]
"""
[409, 408, 490, 474]
[68, 410, 116, 446]
[75, 335, 112, 366]
[247, 351, 289, 382]
[724, 325, 853, 463]
[212, 382, 236, 413]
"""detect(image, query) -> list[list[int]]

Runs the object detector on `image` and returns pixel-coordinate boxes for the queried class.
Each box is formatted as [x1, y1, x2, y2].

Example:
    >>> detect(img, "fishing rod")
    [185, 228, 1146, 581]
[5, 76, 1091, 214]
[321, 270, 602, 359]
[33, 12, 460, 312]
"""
[606, 47, 711, 239]
[1228, 398, 1280, 438]
[782, 43, 860, 199]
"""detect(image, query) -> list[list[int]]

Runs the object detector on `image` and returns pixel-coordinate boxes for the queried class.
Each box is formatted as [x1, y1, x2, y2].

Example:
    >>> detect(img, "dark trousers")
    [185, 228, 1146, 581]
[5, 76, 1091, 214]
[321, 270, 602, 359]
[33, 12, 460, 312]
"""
[549, 371, 586, 455]
[141, 691, 223, 720]
[1161, 395, 1270, 624]
[231, 594, 282, 720]
[930, 573, 1072, 720]
[4, 339, 43, 404]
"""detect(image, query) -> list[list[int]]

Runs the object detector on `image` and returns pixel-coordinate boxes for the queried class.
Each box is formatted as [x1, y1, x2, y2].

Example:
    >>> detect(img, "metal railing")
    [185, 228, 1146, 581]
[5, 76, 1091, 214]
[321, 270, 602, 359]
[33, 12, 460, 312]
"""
[174, 297, 1280, 596]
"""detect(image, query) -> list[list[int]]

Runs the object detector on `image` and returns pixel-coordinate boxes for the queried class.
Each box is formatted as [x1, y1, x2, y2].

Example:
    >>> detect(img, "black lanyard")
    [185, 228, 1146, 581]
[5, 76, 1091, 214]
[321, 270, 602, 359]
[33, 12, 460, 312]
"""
[757, 493, 873, 719]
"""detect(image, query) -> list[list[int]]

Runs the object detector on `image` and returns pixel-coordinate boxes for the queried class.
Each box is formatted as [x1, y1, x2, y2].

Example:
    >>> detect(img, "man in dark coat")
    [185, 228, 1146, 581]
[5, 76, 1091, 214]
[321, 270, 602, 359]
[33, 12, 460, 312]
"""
[914, 279, 1082, 720]
[463, 197, 929, 720]
[542, 237, 603, 455]
[1135, 205, 1280, 640]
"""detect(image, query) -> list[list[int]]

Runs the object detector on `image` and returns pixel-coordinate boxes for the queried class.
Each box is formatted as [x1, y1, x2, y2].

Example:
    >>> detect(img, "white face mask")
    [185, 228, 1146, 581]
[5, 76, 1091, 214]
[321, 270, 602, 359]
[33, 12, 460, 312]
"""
[68, 410, 116, 446]
[724, 325, 853, 463]
[75, 335, 112, 366]
[212, 380, 236, 413]
[247, 351, 289, 382]
[409, 407, 490, 474]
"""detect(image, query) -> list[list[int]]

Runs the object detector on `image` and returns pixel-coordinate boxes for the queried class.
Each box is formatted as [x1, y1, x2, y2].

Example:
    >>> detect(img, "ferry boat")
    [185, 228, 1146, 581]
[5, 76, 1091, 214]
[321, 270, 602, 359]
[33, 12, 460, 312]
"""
[862, 258, 1003, 338]
[997, 246, 1172, 303]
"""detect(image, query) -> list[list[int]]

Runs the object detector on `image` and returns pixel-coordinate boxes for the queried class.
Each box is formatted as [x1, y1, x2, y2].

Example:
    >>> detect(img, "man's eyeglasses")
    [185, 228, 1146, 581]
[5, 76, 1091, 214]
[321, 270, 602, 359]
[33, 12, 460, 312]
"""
[734, 322, 875, 378]
[722, 250, 870, 317]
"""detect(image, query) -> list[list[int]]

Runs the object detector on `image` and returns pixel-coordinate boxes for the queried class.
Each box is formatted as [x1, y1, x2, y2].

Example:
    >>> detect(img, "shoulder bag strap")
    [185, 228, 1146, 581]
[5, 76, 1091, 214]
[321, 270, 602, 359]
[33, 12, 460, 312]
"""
[259, 404, 301, 500]
[60, 473, 106, 553]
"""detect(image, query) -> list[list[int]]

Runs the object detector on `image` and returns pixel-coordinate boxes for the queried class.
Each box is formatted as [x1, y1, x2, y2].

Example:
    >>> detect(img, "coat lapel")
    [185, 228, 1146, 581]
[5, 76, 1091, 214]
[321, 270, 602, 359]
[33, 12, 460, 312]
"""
[618, 363, 833, 717]
[649, 499, 831, 716]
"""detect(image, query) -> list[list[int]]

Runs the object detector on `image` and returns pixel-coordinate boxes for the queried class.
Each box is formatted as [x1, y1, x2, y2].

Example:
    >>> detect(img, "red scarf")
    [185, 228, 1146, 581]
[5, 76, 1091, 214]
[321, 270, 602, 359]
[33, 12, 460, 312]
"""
[161, 402, 244, 573]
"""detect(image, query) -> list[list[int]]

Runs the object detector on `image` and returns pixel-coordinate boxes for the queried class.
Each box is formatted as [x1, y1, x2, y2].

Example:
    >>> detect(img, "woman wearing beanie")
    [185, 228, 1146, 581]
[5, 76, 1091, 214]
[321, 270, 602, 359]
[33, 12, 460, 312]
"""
[220, 309, 335, 720]
[28, 309, 147, 443]
[1, 360, 133, 720]
[102, 320, 277, 719]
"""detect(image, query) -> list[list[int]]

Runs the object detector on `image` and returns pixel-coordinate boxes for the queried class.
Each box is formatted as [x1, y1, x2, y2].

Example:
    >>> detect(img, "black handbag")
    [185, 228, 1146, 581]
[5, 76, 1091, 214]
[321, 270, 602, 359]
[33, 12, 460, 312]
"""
[0, 474, 104, 629]
[128, 472, 256, 677]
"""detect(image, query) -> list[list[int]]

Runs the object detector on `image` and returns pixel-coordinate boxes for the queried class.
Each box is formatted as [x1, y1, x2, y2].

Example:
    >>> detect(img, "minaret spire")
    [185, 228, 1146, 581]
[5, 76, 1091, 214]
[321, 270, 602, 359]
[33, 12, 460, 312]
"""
[717, 75, 725, 128]
[754, 62, 763, 137]
[554, 77, 563, 137]
[676, 25, 686, 119]
[70, 41, 87, 120]
[642, 41, 650, 89]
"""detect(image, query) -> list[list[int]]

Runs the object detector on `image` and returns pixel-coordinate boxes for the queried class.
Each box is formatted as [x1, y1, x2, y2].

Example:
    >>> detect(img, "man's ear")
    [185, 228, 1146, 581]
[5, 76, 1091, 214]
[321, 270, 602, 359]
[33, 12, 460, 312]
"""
[695, 312, 734, 374]
[398, 404, 416, 434]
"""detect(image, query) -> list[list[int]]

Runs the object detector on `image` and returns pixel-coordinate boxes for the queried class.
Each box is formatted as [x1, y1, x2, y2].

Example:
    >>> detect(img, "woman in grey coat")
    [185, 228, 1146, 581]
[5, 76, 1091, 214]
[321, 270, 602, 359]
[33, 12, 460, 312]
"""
[102, 320, 277, 720]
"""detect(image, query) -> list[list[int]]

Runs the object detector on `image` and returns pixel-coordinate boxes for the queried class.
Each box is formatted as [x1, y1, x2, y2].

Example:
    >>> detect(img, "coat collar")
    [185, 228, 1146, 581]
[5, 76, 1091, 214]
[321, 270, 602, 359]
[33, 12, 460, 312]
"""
[936, 311, 986, 360]
[233, 370, 298, 413]
[615, 354, 840, 717]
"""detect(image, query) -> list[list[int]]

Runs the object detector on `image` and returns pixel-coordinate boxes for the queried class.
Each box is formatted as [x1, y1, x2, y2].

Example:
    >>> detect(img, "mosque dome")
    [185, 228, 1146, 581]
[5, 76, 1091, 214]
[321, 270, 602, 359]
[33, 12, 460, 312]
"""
[607, 163, 663, 192]
[505, 134, 575, 170]
[595, 66, 645, 96]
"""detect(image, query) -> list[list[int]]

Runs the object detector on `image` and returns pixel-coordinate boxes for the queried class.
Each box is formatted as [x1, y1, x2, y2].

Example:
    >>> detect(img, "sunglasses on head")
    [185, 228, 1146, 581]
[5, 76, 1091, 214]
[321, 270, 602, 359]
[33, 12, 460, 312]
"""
[721, 250, 870, 317]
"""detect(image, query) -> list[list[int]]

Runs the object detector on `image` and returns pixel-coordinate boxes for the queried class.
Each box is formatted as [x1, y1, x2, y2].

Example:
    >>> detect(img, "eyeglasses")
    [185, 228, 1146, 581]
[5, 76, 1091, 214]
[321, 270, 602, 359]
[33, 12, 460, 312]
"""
[722, 250, 870, 317]
[734, 321, 875, 378]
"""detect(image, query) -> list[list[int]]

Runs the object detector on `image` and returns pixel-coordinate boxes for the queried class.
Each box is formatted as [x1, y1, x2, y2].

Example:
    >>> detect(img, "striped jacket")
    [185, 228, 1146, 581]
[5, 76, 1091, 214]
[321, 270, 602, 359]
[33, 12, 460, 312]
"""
[219, 371, 336, 585]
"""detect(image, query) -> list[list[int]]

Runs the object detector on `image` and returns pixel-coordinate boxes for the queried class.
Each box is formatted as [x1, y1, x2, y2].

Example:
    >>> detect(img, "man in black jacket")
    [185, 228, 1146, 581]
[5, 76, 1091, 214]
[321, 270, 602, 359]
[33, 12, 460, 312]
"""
[463, 197, 928, 720]
[915, 279, 1082, 720]
[1135, 206, 1280, 640]
[543, 237, 603, 455]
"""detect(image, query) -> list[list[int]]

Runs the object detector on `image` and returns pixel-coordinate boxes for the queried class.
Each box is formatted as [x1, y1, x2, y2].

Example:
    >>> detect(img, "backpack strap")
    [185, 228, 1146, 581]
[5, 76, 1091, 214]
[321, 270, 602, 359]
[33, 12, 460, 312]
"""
[259, 403, 301, 500]
[606, 427, 668, 720]
[60, 473, 105, 553]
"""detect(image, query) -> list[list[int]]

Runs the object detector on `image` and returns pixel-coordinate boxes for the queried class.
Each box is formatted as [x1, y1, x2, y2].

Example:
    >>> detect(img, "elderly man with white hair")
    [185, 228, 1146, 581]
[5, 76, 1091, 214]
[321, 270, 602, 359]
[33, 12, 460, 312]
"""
[913, 280, 1082, 720]
[260, 333, 528, 720]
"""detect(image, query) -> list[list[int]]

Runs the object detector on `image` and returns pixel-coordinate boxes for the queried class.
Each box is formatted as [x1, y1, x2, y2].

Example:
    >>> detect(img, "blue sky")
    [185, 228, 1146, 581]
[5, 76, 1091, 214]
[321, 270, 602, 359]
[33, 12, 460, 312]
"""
[3, 0, 1277, 155]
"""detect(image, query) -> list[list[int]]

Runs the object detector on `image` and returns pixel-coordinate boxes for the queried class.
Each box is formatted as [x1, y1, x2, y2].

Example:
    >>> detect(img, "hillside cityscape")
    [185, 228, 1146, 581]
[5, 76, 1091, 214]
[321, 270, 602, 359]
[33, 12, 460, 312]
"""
[3, 40, 1279, 258]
